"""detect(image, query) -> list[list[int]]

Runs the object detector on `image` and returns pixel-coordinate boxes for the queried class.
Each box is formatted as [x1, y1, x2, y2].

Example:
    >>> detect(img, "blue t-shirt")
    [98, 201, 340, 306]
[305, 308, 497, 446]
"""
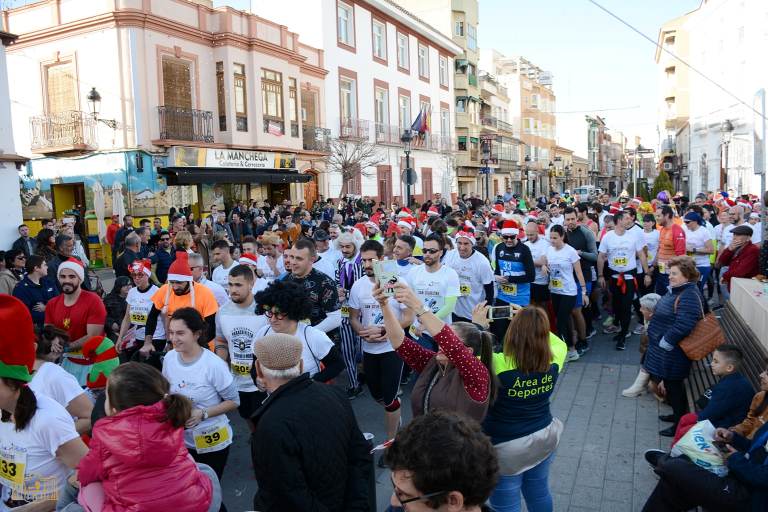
[483, 333, 568, 444]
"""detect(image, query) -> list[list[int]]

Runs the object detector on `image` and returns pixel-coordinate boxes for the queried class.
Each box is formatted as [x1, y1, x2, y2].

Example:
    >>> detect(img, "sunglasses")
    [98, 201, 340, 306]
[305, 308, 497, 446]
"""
[502, 235, 517, 240]
[264, 309, 288, 320]
[422, 248, 441, 255]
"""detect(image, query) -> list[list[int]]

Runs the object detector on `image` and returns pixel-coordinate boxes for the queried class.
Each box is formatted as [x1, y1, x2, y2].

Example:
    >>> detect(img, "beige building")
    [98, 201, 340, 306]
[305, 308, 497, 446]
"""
[571, 155, 591, 189]
[395, 0, 483, 197]
[3, 0, 328, 238]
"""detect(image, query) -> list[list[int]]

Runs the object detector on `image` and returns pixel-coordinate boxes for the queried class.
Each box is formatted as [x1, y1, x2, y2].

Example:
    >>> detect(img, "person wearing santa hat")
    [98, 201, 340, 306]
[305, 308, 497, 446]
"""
[139, 252, 219, 357]
[44, 257, 107, 386]
[189, 252, 229, 307]
[491, 219, 535, 344]
[0, 295, 89, 506]
[443, 229, 495, 323]
[237, 252, 269, 295]
[397, 217, 424, 255]
[116, 258, 165, 360]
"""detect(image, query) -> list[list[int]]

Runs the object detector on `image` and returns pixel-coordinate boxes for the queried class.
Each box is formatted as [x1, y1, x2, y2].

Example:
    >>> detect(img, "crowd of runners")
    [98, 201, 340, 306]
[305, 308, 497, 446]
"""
[1, 188, 768, 511]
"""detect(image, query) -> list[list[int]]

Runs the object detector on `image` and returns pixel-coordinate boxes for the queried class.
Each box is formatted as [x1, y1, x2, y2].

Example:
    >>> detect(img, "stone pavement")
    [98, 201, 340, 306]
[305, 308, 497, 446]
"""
[95, 269, 669, 510]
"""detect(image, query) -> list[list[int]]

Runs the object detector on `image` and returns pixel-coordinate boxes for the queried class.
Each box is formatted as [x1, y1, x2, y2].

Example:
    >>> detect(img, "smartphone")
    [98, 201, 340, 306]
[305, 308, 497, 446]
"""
[712, 440, 730, 454]
[374, 260, 399, 296]
[487, 305, 514, 322]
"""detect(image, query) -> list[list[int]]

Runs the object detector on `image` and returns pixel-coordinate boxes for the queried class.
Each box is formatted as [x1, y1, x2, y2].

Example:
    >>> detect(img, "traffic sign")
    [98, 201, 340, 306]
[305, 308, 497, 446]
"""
[401, 168, 418, 185]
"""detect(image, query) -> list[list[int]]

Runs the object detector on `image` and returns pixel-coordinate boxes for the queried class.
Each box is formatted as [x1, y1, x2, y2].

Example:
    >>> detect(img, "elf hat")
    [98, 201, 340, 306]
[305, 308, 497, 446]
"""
[455, 230, 476, 245]
[82, 335, 120, 389]
[167, 251, 193, 282]
[500, 220, 520, 236]
[0, 295, 35, 382]
[427, 205, 439, 217]
[58, 257, 85, 282]
[129, 258, 152, 277]
[239, 253, 258, 267]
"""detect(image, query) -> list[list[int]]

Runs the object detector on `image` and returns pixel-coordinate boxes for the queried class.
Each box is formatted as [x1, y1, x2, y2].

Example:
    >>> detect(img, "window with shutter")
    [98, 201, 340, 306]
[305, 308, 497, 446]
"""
[162, 57, 192, 109]
[45, 62, 77, 114]
[216, 61, 226, 131]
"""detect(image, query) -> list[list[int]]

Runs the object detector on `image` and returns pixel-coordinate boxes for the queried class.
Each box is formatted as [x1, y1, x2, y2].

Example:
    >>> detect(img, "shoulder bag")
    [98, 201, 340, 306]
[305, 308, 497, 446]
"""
[673, 292, 725, 361]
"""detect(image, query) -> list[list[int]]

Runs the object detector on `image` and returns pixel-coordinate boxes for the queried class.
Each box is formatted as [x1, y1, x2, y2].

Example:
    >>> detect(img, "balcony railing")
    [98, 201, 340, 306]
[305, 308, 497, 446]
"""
[302, 126, 331, 152]
[30, 110, 97, 154]
[339, 117, 370, 140]
[374, 123, 402, 145]
[481, 116, 498, 128]
[157, 106, 214, 143]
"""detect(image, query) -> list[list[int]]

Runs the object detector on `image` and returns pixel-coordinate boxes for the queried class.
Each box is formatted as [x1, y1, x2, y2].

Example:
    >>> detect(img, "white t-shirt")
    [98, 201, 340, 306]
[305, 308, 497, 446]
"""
[722, 222, 750, 248]
[525, 237, 551, 286]
[254, 323, 334, 377]
[200, 278, 229, 306]
[626, 225, 647, 274]
[348, 277, 398, 354]
[29, 362, 86, 411]
[443, 249, 495, 320]
[125, 285, 165, 342]
[643, 229, 660, 266]
[313, 252, 338, 281]
[162, 349, 234, 452]
[545, 244, 580, 296]
[550, 215, 564, 226]
[405, 264, 461, 325]
[599, 230, 644, 274]
[215, 301, 268, 393]
[256, 255, 285, 284]
[750, 222, 762, 244]
[684, 225, 713, 267]
[0, 394, 79, 504]
[211, 260, 237, 290]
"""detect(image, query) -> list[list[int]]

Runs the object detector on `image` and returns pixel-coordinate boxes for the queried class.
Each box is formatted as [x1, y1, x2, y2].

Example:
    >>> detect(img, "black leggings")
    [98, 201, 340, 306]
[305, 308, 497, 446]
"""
[363, 351, 404, 405]
[551, 293, 576, 348]
[609, 275, 635, 337]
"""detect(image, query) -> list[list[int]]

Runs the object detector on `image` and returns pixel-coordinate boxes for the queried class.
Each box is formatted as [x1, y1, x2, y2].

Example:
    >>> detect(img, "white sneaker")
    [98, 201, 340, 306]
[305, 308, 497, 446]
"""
[632, 324, 646, 335]
[566, 350, 580, 362]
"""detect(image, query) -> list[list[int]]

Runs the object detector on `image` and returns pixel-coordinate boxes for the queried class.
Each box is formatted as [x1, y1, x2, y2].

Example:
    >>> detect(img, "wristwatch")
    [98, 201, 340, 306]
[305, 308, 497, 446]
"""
[201, 408, 209, 420]
[415, 306, 430, 318]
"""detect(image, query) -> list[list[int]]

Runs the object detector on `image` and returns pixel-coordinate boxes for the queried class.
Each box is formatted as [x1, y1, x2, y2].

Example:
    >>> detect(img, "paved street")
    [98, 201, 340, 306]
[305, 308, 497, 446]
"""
[98, 270, 667, 511]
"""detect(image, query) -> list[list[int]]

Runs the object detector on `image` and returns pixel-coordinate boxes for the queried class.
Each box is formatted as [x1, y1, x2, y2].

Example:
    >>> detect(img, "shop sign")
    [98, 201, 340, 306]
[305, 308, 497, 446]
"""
[169, 147, 296, 170]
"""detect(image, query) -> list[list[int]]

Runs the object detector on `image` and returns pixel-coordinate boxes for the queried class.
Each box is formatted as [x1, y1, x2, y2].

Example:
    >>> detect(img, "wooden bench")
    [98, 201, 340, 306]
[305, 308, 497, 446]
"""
[683, 302, 768, 411]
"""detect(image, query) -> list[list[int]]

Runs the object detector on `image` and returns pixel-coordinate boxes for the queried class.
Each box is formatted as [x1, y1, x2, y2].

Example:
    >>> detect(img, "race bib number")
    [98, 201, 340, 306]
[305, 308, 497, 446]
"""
[460, 284, 471, 296]
[500, 283, 517, 296]
[231, 362, 251, 376]
[0, 447, 26, 490]
[193, 424, 232, 454]
[551, 278, 564, 290]
[341, 305, 350, 318]
[612, 257, 628, 267]
[130, 310, 148, 326]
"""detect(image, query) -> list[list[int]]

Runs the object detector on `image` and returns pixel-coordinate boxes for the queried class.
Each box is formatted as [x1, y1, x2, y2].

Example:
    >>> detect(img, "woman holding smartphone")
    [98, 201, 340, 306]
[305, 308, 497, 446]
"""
[373, 280, 495, 423]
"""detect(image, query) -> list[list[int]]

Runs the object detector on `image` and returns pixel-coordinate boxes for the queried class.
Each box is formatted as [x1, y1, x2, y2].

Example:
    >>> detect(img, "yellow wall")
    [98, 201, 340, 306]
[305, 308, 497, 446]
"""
[52, 185, 77, 219]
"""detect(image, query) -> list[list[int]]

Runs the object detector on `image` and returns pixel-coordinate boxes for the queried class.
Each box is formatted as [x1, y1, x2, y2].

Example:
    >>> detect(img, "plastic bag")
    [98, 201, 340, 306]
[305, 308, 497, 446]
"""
[670, 419, 729, 477]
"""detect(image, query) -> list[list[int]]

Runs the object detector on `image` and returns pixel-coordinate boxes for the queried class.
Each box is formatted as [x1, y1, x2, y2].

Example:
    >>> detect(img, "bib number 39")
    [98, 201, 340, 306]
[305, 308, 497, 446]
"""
[193, 425, 232, 454]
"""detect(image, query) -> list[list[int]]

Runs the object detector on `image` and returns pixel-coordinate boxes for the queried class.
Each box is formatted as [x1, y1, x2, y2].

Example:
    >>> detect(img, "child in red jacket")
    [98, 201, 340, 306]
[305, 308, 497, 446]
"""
[59, 362, 220, 512]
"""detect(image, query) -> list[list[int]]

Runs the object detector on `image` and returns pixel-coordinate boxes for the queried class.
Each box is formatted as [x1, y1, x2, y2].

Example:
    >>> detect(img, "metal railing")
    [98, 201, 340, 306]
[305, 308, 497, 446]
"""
[157, 106, 214, 142]
[339, 117, 370, 140]
[374, 123, 401, 145]
[302, 126, 331, 151]
[30, 111, 97, 151]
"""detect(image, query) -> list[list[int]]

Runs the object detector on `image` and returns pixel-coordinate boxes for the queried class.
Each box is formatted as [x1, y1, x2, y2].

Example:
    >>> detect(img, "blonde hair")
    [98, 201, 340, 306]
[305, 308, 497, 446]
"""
[174, 230, 193, 251]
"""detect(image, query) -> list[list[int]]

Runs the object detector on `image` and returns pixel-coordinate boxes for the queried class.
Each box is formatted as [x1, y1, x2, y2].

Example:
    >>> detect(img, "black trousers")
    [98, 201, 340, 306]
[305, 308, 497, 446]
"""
[649, 376, 688, 422]
[609, 274, 635, 337]
[551, 293, 576, 347]
[642, 455, 750, 512]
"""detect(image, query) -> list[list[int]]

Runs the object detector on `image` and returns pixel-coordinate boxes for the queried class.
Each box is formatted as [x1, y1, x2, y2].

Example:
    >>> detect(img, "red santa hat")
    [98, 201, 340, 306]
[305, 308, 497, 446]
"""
[0, 295, 35, 382]
[464, 220, 475, 231]
[630, 197, 642, 205]
[492, 204, 504, 215]
[365, 221, 379, 232]
[397, 207, 413, 218]
[354, 222, 368, 237]
[500, 219, 520, 236]
[129, 258, 152, 277]
[455, 230, 476, 245]
[397, 217, 416, 230]
[427, 205, 439, 217]
[58, 257, 85, 282]
[385, 221, 402, 238]
[609, 204, 621, 215]
[239, 253, 258, 267]
[737, 200, 751, 210]
[167, 251, 193, 282]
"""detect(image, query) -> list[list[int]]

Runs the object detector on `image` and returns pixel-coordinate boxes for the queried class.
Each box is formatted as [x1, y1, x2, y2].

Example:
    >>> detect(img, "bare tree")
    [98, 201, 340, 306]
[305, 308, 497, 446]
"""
[323, 137, 386, 198]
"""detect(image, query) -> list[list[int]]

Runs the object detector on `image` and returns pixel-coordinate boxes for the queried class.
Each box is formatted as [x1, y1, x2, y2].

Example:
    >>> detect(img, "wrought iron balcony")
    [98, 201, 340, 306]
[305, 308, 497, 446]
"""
[302, 126, 331, 152]
[339, 117, 370, 140]
[30, 111, 97, 155]
[157, 106, 214, 143]
[374, 123, 401, 145]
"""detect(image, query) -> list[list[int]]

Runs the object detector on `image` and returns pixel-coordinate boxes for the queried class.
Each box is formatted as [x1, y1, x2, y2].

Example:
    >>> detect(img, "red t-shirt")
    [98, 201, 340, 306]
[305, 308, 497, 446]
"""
[45, 290, 106, 360]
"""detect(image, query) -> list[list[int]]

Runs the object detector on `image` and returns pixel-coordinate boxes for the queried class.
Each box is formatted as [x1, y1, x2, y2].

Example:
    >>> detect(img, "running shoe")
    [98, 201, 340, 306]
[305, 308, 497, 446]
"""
[603, 324, 620, 334]
[575, 340, 590, 355]
[566, 350, 580, 362]
[614, 336, 626, 351]
[346, 385, 365, 400]
[602, 315, 615, 327]
[632, 324, 646, 335]
[586, 328, 597, 340]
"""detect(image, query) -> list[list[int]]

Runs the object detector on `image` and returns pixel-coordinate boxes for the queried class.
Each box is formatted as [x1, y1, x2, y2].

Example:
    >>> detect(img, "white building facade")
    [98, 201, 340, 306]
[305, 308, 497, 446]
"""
[253, 0, 462, 204]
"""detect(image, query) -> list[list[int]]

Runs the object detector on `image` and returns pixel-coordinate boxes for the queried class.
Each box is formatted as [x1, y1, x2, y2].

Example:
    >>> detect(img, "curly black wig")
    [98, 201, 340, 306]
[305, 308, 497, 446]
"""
[254, 280, 312, 321]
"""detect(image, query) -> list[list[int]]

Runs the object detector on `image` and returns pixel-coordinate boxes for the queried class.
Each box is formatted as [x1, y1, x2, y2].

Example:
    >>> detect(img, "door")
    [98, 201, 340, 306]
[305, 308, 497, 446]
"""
[268, 183, 291, 205]
[421, 168, 433, 203]
[162, 56, 193, 138]
[377, 165, 392, 205]
[303, 170, 318, 207]
[301, 88, 318, 128]
[51, 183, 85, 220]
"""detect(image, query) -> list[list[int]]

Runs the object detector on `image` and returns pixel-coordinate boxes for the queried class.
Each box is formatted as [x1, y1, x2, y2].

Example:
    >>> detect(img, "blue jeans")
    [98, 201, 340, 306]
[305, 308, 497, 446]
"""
[489, 452, 555, 512]
[696, 266, 711, 293]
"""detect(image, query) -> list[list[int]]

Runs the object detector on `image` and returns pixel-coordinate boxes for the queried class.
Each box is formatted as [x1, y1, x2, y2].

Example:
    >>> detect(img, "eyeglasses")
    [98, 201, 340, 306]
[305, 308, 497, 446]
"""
[502, 235, 517, 240]
[422, 248, 441, 255]
[15, 255, 26, 260]
[264, 309, 288, 320]
[391, 474, 447, 508]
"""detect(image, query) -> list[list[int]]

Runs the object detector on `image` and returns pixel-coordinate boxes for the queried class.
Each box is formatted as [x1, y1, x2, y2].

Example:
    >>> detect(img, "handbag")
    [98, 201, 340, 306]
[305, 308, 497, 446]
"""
[673, 292, 725, 360]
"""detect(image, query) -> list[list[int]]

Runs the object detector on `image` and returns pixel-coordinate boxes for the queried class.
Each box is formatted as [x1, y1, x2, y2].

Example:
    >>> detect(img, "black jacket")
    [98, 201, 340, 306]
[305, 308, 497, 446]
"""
[12, 236, 36, 257]
[251, 373, 371, 512]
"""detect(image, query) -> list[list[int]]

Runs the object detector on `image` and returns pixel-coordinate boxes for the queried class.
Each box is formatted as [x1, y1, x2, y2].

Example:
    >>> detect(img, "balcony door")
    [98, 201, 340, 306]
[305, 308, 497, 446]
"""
[301, 88, 318, 128]
[161, 56, 193, 140]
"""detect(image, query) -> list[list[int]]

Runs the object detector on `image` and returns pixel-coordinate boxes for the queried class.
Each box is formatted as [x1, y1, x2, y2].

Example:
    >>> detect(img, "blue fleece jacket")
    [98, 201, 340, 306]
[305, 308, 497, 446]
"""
[12, 275, 59, 326]
[697, 372, 754, 428]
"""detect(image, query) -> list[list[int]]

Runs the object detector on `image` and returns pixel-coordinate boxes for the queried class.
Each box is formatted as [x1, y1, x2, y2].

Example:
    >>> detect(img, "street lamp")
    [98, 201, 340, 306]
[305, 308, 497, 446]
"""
[86, 87, 118, 129]
[401, 130, 413, 207]
[524, 155, 532, 197]
[721, 119, 734, 191]
[481, 142, 492, 200]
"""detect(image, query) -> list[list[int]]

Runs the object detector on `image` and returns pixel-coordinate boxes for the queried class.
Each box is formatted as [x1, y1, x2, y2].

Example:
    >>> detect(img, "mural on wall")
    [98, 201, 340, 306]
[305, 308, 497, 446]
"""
[18, 152, 176, 220]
